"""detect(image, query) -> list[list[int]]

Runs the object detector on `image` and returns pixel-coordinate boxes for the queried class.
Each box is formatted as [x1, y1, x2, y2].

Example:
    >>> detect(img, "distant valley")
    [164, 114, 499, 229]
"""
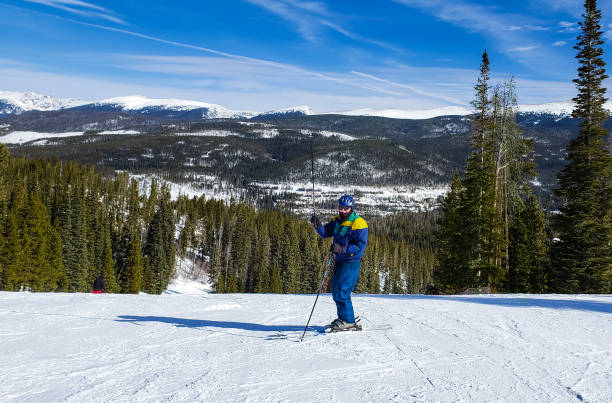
[1, 91, 610, 214]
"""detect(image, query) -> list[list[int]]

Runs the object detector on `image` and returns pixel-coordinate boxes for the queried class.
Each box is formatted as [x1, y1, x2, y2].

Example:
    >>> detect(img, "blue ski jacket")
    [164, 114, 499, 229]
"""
[315, 211, 368, 262]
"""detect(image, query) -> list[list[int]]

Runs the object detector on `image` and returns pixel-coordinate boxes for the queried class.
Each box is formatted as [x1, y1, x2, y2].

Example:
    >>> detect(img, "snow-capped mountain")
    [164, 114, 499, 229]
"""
[3, 90, 612, 121]
[79, 95, 258, 119]
[0, 91, 86, 115]
[0, 92, 313, 120]
[330, 101, 612, 120]
[73, 96, 312, 120]
[328, 106, 472, 120]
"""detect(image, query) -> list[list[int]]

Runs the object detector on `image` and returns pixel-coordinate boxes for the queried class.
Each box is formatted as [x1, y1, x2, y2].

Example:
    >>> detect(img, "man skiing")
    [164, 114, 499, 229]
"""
[311, 194, 368, 332]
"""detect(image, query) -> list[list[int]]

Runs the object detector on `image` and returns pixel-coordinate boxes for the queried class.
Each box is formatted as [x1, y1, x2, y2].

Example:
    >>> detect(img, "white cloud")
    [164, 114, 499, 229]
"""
[23, 0, 125, 24]
[351, 71, 463, 105]
[0, 55, 576, 113]
[552, 41, 567, 46]
[391, 0, 561, 69]
[523, 24, 549, 31]
[559, 21, 579, 32]
[509, 46, 538, 52]
[243, 0, 395, 50]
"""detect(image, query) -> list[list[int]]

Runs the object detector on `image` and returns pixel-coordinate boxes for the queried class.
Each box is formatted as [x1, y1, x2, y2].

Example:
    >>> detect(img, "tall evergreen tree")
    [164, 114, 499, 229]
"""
[435, 173, 471, 293]
[463, 50, 504, 289]
[508, 186, 549, 293]
[551, 0, 612, 293]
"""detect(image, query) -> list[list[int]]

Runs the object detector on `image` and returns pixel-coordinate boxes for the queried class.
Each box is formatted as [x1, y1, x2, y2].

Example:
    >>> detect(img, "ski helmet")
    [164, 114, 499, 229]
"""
[338, 194, 355, 208]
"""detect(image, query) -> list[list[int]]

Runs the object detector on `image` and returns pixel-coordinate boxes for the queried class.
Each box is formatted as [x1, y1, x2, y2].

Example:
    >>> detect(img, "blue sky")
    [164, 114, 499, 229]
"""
[1, 0, 611, 112]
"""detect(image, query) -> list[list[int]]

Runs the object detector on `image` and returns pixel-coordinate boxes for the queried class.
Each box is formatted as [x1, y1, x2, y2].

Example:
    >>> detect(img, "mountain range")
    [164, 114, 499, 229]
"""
[0, 91, 312, 120]
[1, 90, 610, 212]
[3, 90, 608, 120]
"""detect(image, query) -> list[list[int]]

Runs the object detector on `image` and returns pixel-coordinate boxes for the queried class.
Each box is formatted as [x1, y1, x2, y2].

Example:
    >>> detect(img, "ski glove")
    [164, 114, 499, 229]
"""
[332, 242, 345, 254]
[310, 215, 321, 229]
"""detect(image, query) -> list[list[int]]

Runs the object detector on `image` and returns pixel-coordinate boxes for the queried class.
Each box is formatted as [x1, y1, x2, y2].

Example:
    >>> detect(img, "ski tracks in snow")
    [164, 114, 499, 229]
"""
[0, 292, 610, 402]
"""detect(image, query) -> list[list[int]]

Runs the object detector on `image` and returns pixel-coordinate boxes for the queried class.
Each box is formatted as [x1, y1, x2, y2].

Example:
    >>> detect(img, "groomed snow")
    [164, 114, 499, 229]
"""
[1, 292, 610, 402]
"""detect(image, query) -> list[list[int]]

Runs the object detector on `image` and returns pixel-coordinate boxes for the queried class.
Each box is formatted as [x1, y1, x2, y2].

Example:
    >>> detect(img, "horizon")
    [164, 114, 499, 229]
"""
[1, 1, 612, 113]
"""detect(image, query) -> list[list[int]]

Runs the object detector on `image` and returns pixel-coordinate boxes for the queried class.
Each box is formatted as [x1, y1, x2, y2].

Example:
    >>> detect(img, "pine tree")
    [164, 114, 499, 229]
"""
[551, 0, 612, 293]
[464, 51, 507, 289]
[491, 79, 537, 276]
[122, 233, 143, 294]
[435, 173, 471, 293]
[254, 226, 271, 293]
[508, 186, 549, 293]
[102, 224, 120, 293]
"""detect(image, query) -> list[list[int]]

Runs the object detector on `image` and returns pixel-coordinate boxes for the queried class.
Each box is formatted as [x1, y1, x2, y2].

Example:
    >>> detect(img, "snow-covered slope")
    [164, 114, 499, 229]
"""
[4, 90, 612, 120]
[1, 291, 610, 402]
[88, 95, 257, 119]
[329, 106, 472, 119]
[0, 91, 312, 120]
[76, 96, 312, 120]
[332, 101, 612, 120]
[0, 91, 86, 115]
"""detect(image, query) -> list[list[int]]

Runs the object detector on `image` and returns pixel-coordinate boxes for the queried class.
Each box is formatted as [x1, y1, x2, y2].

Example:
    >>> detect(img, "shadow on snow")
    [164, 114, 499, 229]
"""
[360, 294, 612, 314]
[116, 315, 324, 333]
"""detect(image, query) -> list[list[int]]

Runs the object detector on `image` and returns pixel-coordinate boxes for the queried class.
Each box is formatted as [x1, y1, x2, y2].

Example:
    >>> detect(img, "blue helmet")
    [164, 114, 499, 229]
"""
[338, 194, 355, 208]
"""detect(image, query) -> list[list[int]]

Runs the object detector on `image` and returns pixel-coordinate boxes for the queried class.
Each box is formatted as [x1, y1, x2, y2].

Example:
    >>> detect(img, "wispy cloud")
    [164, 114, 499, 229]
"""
[23, 11, 419, 99]
[23, 0, 125, 24]
[243, 0, 395, 50]
[391, 0, 574, 70]
[391, 1, 546, 54]
[552, 41, 567, 47]
[509, 46, 538, 52]
[351, 71, 463, 105]
[558, 21, 579, 33]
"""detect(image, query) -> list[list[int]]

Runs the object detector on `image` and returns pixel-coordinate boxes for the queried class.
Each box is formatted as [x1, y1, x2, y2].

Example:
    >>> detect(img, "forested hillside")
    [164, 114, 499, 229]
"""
[0, 144, 436, 294]
[3, 109, 610, 208]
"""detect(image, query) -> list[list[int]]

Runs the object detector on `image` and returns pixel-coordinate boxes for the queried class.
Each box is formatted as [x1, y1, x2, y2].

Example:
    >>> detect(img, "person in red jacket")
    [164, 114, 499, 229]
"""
[311, 194, 368, 331]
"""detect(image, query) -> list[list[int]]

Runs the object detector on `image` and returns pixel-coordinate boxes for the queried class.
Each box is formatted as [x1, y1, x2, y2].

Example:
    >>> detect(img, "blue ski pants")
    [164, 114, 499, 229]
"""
[331, 260, 361, 323]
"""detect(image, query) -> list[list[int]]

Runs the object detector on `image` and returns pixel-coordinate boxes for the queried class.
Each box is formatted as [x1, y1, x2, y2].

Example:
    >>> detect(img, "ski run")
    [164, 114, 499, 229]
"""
[1, 289, 610, 402]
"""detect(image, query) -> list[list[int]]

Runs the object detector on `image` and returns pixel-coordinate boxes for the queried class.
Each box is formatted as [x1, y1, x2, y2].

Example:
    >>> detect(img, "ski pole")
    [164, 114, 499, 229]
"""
[300, 251, 334, 342]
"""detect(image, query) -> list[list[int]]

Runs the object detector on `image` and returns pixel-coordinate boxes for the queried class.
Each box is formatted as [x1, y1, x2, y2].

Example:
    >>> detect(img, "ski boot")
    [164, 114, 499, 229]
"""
[328, 317, 362, 332]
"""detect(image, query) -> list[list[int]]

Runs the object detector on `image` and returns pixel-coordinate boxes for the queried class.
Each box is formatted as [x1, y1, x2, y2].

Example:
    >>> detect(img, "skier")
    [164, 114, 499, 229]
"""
[92, 274, 105, 294]
[310, 194, 368, 331]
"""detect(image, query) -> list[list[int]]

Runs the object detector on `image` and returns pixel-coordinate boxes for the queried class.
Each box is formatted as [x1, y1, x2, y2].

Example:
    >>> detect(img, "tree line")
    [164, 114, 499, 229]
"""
[0, 144, 436, 294]
[434, 0, 611, 294]
[0, 149, 175, 294]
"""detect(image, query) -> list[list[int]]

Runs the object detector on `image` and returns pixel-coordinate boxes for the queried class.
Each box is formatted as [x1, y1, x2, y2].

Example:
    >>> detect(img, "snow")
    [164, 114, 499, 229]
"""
[517, 101, 612, 115]
[92, 96, 311, 119]
[0, 91, 86, 113]
[94, 95, 256, 119]
[329, 101, 612, 120]
[0, 131, 83, 145]
[260, 105, 312, 116]
[3, 91, 612, 121]
[99, 130, 141, 135]
[301, 129, 356, 141]
[0, 292, 610, 402]
[173, 130, 242, 137]
[330, 106, 472, 120]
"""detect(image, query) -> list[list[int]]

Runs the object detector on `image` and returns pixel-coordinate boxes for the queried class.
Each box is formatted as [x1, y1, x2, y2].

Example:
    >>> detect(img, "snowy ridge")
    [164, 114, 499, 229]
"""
[1, 292, 610, 401]
[0, 91, 86, 114]
[3, 90, 612, 120]
[92, 95, 257, 118]
[329, 106, 472, 120]
[518, 100, 612, 115]
[332, 101, 612, 120]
